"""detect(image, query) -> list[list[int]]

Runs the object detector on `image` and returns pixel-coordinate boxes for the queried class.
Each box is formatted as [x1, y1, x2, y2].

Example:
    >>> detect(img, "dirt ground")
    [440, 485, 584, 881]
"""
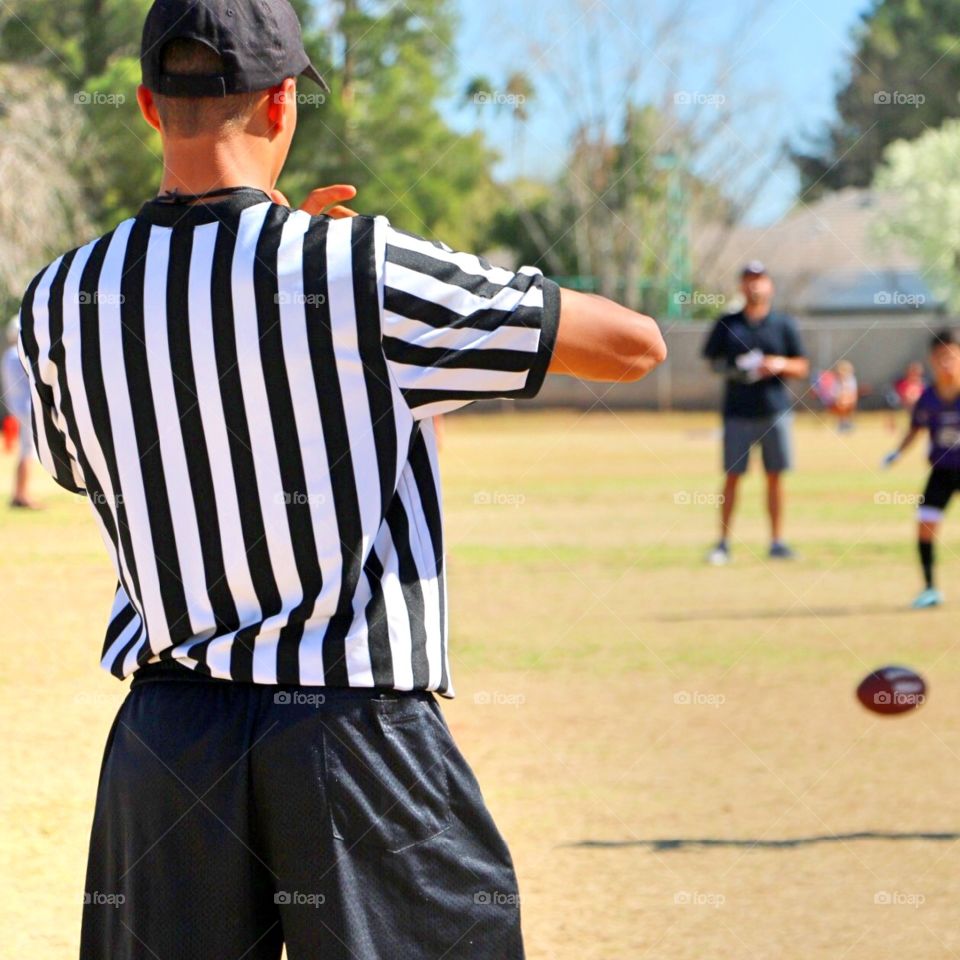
[3, 411, 959, 959]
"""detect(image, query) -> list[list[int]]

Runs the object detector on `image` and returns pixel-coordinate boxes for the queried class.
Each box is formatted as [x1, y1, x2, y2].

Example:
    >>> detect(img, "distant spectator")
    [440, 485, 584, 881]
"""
[814, 360, 859, 432]
[1, 318, 39, 508]
[886, 361, 927, 431]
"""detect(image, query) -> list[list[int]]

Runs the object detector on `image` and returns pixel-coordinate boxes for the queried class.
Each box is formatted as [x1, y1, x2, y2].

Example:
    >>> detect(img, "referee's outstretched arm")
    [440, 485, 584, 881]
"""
[548, 288, 667, 383]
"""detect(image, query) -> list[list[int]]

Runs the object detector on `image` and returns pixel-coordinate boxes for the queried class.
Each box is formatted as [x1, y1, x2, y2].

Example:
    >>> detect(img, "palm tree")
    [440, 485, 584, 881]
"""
[504, 71, 535, 173]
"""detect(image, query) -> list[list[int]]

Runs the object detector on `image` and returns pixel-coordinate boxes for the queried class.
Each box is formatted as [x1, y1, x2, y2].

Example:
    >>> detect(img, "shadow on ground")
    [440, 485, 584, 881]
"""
[653, 605, 912, 623]
[570, 832, 960, 851]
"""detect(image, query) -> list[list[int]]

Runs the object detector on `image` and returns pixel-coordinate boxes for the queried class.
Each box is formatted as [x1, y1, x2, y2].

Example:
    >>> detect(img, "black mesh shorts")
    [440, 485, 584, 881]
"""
[79, 668, 524, 959]
[921, 467, 960, 515]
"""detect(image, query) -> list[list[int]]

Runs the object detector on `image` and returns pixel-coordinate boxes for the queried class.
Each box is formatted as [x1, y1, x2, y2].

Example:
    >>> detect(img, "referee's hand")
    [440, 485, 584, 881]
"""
[270, 184, 359, 219]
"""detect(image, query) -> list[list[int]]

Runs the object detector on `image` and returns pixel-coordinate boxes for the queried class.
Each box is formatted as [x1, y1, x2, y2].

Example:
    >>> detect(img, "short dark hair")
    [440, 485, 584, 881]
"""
[930, 328, 957, 352]
[153, 39, 265, 137]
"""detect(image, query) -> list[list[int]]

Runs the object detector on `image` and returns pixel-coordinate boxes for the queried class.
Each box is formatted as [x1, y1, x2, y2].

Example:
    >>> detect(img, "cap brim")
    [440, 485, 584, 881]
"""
[301, 62, 330, 94]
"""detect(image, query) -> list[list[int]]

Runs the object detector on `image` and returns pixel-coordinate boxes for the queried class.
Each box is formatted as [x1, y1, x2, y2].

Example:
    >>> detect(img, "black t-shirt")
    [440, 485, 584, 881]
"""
[703, 310, 806, 419]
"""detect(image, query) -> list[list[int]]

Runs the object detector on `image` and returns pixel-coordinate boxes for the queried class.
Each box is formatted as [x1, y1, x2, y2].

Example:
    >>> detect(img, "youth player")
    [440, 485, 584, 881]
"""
[884, 330, 960, 608]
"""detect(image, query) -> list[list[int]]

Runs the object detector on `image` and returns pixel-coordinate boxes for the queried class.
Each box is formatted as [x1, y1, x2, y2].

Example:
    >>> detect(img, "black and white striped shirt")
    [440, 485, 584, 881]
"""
[18, 188, 559, 696]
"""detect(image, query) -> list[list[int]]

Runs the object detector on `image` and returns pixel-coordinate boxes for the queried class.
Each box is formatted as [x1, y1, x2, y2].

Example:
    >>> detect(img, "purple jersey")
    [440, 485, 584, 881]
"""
[912, 386, 960, 470]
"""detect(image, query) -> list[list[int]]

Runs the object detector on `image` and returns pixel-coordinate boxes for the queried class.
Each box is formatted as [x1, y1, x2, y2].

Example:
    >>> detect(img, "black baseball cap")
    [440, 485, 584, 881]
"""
[741, 260, 768, 278]
[141, 0, 329, 98]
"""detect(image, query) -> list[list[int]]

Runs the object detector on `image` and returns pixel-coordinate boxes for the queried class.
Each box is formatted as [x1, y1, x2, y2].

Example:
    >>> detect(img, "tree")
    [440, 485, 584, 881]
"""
[470, 0, 763, 312]
[0, 0, 495, 249]
[282, 0, 495, 249]
[792, 0, 960, 201]
[874, 119, 960, 310]
[0, 65, 96, 307]
[0, 0, 150, 83]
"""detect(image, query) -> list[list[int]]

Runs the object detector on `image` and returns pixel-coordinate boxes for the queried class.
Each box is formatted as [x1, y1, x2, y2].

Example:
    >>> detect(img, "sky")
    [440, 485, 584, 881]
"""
[444, 0, 872, 225]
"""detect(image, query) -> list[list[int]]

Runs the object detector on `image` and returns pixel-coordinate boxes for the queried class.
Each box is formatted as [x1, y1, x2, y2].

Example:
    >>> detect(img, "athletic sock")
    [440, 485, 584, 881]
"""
[919, 540, 935, 590]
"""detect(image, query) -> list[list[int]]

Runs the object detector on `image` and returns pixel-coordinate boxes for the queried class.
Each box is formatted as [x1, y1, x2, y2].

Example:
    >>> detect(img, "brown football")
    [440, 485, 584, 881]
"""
[857, 666, 927, 715]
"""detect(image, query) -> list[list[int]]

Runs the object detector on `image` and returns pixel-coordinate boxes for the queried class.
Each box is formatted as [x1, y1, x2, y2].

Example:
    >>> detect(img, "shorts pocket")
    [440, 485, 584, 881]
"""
[324, 698, 451, 853]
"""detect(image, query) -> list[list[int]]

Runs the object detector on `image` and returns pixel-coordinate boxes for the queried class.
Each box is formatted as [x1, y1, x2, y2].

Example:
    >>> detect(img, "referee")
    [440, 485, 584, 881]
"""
[18, 2, 667, 959]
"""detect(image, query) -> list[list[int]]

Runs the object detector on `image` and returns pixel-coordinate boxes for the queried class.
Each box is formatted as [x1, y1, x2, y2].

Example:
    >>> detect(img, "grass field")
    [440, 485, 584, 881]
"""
[3, 410, 960, 959]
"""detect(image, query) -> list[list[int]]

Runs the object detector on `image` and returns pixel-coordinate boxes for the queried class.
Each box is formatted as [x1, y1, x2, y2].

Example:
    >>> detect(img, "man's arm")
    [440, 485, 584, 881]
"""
[17, 315, 86, 494]
[548, 289, 666, 383]
[293, 188, 669, 386]
[757, 355, 810, 380]
[701, 316, 739, 377]
[759, 316, 809, 380]
[296, 192, 666, 386]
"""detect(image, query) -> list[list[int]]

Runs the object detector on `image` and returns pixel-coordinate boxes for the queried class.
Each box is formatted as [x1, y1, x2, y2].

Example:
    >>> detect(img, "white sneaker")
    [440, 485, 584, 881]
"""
[707, 543, 730, 566]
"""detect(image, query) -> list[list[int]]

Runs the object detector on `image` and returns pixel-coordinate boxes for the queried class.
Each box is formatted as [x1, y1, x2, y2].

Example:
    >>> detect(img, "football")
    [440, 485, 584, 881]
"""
[856, 666, 927, 716]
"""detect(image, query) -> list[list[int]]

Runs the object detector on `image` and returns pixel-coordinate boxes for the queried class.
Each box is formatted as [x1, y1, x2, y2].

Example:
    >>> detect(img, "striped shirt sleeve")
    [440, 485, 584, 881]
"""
[378, 220, 560, 421]
[17, 278, 86, 494]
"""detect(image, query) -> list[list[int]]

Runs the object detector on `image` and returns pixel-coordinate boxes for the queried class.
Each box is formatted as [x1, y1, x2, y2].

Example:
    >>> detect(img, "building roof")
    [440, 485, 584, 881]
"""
[694, 188, 945, 315]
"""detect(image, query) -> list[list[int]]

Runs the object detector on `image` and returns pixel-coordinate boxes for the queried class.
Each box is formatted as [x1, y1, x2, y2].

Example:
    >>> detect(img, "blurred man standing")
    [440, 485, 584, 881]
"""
[703, 263, 809, 564]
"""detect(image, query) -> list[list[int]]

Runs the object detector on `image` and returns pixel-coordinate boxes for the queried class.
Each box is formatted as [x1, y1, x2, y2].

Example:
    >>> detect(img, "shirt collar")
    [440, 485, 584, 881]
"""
[136, 187, 273, 228]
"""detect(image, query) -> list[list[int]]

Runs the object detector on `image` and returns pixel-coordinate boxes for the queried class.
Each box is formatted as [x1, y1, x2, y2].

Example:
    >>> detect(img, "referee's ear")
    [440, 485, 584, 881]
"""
[137, 85, 162, 134]
[266, 77, 297, 138]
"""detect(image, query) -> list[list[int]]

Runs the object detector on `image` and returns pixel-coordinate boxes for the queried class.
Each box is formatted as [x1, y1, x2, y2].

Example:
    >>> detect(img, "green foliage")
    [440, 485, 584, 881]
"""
[793, 0, 960, 200]
[874, 119, 960, 310]
[284, 0, 494, 248]
[484, 183, 578, 274]
[0, 0, 150, 81]
[85, 57, 162, 223]
[0, 0, 494, 249]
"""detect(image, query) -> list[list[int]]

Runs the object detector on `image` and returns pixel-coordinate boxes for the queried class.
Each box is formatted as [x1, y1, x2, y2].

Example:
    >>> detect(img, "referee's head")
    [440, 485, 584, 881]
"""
[136, 0, 328, 161]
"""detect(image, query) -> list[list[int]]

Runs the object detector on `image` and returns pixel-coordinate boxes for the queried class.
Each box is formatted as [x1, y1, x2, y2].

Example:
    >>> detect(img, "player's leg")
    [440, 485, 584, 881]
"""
[761, 412, 795, 558]
[259, 689, 525, 960]
[709, 419, 750, 564]
[766, 471, 784, 543]
[11, 412, 37, 508]
[79, 676, 283, 960]
[913, 469, 952, 608]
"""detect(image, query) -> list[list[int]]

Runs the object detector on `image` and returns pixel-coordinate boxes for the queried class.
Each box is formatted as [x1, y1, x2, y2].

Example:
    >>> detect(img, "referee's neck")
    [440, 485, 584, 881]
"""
[156, 135, 276, 202]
